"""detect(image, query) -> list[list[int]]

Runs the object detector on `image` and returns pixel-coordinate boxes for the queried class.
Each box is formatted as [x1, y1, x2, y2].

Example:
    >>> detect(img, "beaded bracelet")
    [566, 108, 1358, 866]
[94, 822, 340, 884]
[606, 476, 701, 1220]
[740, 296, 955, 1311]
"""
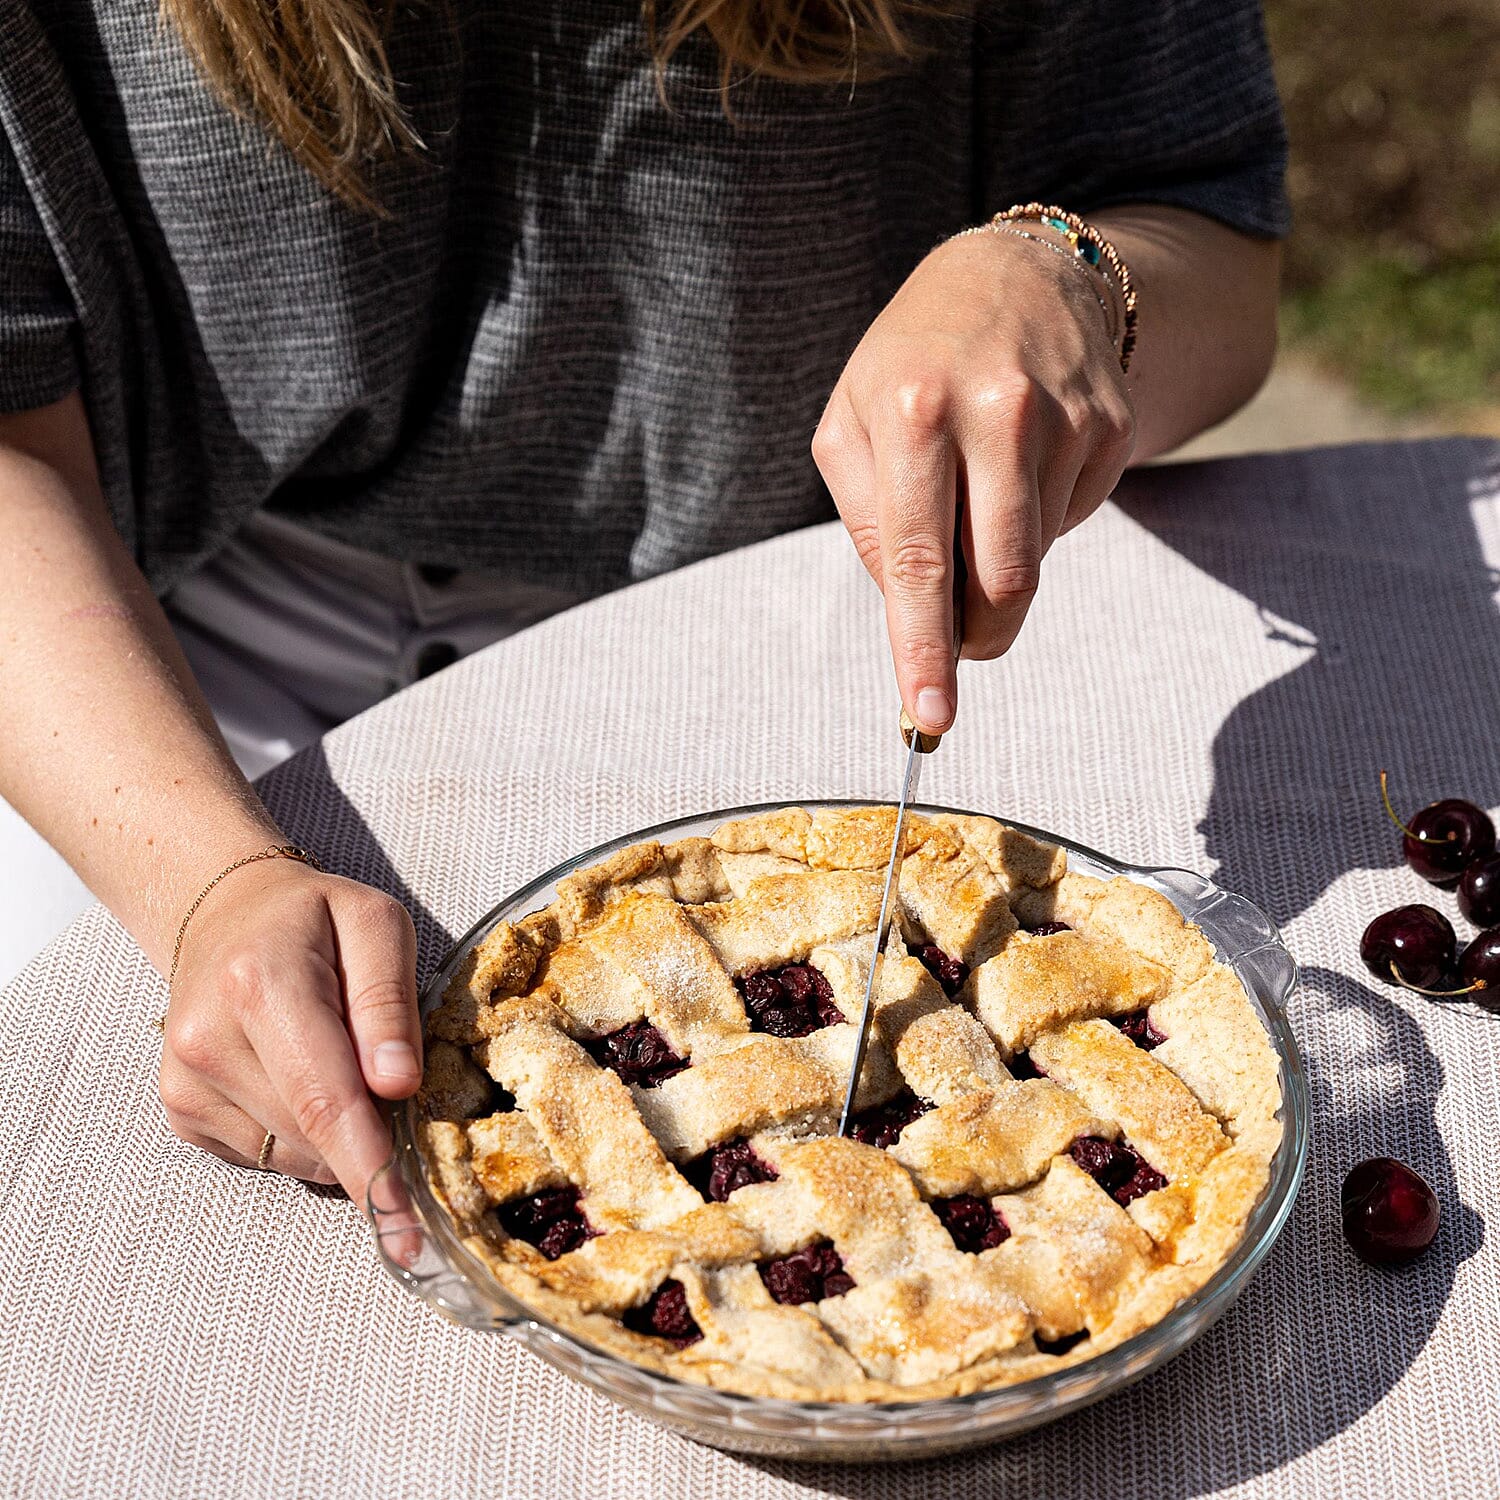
[993, 203, 1138, 372]
[950, 219, 1116, 333]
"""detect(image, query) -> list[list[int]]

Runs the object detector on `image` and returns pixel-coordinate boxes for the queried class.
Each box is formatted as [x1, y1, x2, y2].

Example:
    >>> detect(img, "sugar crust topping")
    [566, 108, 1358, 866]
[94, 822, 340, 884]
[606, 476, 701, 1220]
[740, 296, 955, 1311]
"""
[415, 807, 1284, 1403]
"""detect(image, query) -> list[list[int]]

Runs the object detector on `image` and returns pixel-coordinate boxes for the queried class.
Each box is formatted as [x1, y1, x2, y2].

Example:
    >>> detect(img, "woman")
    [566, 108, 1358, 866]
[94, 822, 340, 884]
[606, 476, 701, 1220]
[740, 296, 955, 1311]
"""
[0, 0, 1285, 1202]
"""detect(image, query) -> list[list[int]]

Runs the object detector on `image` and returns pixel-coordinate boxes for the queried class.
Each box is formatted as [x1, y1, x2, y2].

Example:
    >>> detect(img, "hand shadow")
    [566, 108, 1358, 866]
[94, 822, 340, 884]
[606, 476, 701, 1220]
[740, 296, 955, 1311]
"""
[1118, 438, 1500, 927]
[252, 739, 457, 983]
[742, 965, 1482, 1497]
[742, 439, 1497, 1494]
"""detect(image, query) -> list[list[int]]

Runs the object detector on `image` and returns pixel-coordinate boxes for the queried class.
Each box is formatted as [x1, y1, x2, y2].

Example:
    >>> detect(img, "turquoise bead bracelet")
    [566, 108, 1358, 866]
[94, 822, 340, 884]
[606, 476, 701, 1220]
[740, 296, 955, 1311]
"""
[992, 203, 1138, 373]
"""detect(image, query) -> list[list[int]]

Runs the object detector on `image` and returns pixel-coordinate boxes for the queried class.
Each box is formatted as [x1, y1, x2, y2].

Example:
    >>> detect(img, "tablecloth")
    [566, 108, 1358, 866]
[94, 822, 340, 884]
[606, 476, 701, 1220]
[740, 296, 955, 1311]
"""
[3, 437, 1498, 1499]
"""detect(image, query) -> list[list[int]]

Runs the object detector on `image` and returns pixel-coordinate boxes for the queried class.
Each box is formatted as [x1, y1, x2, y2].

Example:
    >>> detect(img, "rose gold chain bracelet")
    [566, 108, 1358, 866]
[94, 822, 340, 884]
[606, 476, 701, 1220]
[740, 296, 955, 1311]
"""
[153, 845, 324, 1028]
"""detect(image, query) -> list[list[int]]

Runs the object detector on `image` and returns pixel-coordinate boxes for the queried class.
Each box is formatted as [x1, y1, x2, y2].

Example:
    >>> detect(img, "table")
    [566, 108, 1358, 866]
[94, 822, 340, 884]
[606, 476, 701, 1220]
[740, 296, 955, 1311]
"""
[3, 438, 1498, 1499]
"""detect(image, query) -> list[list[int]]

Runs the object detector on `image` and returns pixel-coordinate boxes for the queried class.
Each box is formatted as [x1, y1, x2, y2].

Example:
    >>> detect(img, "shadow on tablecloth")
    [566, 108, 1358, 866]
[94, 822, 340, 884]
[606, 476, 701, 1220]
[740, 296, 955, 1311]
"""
[742, 438, 1499, 1498]
[1121, 437, 1500, 929]
[740, 965, 1483, 1498]
[253, 741, 458, 981]
[240, 453, 1496, 1495]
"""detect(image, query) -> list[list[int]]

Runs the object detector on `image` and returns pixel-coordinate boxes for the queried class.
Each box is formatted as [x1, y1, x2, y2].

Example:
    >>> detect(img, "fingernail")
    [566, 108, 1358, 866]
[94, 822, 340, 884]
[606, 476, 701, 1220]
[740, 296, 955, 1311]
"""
[373, 1041, 418, 1081]
[915, 688, 952, 730]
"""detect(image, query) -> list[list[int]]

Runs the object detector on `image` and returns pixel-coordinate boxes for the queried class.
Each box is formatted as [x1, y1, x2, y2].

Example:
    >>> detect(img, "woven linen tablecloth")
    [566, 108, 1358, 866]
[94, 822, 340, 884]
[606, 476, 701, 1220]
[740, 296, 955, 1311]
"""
[3, 437, 1499, 1499]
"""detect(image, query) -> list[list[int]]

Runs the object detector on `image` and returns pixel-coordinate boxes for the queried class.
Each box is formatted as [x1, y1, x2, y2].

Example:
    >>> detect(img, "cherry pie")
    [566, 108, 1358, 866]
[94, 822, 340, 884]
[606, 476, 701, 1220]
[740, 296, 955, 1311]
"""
[417, 807, 1282, 1401]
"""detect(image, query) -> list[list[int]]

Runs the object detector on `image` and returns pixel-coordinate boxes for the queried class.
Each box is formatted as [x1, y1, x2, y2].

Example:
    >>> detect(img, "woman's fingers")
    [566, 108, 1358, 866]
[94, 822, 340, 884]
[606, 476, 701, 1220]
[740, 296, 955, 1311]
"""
[157, 865, 426, 1203]
[1061, 390, 1137, 533]
[326, 883, 422, 1100]
[954, 380, 1048, 661]
[158, 1053, 333, 1182]
[869, 376, 959, 734]
[230, 948, 399, 1205]
[812, 391, 880, 584]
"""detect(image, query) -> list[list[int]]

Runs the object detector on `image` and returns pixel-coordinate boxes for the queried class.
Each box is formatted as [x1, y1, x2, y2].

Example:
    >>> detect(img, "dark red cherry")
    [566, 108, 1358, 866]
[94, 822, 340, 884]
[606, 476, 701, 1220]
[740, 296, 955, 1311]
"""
[1405, 801, 1495, 886]
[916, 944, 969, 997]
[587, 1019, 689, 1088]
[931, 1194, 1010, 1253]
[1457, 929, 1500, 1010]
[846, 1089, 934, 1148]
[1340, 1158, 1439, 1265]
[1007, 1050, 1045, 1081]
[1068, 1136, 1167, 1205]
[1380, 773, 1495, 886]
[737, 964, 842, 1037]
[497, 1186, 596, 1260]
[758, 1242, 854, 1304]
[1113, 1010, 1166, 1050]
[1458, 855, 1500, 928]
[683, 1137, 778, 1201]
[1359, 905, 1456, 991]
[622, 1279, 702, 1345]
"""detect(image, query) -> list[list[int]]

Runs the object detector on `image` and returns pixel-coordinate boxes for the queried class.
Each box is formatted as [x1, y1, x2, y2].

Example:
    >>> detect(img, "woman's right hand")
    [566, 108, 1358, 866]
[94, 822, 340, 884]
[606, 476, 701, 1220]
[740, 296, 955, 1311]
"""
[0, 393, 422, 1205]
[158, 857, 422, 1201]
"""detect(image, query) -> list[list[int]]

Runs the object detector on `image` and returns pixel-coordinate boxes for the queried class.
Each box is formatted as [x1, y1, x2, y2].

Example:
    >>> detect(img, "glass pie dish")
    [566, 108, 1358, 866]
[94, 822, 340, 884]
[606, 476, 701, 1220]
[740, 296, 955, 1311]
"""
[368, 801, 1308, 1461]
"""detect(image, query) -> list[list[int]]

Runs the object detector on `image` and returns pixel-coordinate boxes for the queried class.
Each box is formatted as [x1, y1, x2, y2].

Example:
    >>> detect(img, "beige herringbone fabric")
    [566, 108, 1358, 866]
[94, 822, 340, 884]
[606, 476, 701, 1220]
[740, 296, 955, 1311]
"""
[3, 438, 1499, 1498]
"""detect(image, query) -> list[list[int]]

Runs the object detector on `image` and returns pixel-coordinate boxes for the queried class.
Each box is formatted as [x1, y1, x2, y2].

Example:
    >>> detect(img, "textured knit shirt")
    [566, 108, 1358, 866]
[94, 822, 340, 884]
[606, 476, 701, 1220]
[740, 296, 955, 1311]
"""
[0, 1, 1288, 596]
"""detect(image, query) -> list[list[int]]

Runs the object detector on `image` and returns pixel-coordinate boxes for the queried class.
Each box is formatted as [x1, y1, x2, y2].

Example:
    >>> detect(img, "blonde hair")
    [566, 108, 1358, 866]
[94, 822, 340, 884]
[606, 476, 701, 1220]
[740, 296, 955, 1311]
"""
[161, 0, 928, 213]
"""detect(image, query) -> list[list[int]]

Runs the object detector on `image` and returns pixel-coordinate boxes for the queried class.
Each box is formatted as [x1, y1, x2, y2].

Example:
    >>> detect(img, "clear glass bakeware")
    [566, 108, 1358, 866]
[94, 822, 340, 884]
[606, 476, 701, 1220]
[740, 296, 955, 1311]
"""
[368, 802, 1308, 1461]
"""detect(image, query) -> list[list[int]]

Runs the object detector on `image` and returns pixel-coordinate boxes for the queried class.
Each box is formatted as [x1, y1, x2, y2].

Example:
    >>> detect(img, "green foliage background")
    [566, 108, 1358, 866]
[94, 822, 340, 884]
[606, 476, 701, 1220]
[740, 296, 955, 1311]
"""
[1266, 0, 1500, 416]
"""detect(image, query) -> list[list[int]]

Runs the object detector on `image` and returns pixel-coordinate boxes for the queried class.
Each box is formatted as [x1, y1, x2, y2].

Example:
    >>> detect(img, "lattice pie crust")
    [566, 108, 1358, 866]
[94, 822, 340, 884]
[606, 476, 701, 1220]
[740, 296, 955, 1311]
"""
[416, 807, 1282, 1402]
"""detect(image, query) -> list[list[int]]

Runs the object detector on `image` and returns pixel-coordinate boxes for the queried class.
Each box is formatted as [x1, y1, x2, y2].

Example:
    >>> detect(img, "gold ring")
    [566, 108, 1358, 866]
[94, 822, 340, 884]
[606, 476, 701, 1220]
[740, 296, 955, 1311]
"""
[256, 1131, 275, 1171]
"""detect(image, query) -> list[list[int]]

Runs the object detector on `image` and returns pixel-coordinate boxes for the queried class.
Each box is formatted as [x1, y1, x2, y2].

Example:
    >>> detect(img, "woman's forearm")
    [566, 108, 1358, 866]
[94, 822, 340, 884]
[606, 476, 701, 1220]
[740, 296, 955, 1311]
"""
[0, 392, 284, 974]
[1091, 204, 1281, 462]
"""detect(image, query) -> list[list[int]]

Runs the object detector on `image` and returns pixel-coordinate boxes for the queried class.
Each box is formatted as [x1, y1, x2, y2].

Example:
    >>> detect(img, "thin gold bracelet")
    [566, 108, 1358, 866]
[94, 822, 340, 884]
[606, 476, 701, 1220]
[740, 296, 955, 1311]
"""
[989, 223, 1120, 344]
[153, 844, 324, 1030]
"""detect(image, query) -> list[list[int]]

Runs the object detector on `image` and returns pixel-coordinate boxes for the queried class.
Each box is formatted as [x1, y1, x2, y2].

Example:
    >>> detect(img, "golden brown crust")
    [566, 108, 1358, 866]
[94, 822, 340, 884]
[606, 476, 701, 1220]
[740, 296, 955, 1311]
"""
[416, 805, 1283, 1403]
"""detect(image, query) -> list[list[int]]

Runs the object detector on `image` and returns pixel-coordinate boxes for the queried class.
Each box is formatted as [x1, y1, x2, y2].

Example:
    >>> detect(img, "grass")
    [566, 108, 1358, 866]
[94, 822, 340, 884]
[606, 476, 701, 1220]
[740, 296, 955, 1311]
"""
[1282, 238, 1500, 414]
[1265, 0, 1500, 419]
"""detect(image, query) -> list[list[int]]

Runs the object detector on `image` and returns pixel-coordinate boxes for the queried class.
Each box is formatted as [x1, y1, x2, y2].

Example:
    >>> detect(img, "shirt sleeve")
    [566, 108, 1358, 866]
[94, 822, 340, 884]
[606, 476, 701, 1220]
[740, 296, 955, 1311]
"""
[975, 0, 1290, 239]
[0, 120, 80, 412]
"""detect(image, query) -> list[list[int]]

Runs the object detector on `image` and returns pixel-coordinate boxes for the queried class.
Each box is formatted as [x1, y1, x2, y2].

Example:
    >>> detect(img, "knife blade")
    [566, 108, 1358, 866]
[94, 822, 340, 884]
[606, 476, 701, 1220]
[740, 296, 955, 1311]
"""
[837, 513, 967, 1139]
[836, 728, 926, 1137]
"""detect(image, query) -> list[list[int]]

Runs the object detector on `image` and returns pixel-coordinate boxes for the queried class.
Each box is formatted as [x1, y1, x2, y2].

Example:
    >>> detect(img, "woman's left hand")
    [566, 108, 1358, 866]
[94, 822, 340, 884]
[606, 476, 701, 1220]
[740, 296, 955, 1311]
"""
[812, 227, 1137, 736]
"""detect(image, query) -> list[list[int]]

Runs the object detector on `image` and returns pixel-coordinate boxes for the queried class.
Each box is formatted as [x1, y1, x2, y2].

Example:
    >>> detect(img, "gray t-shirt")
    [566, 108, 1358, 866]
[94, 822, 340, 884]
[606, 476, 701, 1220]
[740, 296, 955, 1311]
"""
[0, 1, 1287, 596]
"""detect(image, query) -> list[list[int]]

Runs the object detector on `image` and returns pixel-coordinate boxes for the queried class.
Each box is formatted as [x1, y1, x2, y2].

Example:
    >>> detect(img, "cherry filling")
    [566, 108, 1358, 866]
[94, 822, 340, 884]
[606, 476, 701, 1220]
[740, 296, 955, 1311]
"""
[586, 1019, 688, 1088]
[622, 1279, 702, 1346]
[1069, 1136, 1168, 1206]
[1112, 1010, 1167, 1051]
[847, 1089, 935, 1149]
[1007, 1051, 1046, 1082]
[931, 1194, 1011, 1254]
[683, 1137, 779, 1202]
[759, 1242, 855, 1304]
[497, 1186, 597, 1260]
[738, 964, 844, 1038]
[1035, 1328, 1089, 1356]
[916, 944, 970, 997]
[1021, 920, 1072, 937]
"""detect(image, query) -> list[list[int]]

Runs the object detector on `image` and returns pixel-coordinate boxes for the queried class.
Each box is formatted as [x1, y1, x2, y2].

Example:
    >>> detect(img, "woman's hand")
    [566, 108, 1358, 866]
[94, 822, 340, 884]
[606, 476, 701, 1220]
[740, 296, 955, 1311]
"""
[813, 227, 1137, 734]
[159, 858, 421, 1202]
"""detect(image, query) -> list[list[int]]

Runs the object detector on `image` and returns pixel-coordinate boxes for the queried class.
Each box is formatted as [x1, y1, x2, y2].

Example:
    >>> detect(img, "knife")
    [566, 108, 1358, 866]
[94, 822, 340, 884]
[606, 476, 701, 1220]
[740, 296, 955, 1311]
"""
[836, 527, 966, 1138]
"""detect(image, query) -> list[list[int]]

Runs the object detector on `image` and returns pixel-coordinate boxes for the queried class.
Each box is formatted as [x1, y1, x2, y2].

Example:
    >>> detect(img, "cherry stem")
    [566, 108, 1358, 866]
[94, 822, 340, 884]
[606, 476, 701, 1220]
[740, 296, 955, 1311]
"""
[1379, 769, 1453, 846]
[1389, 961, 1487, 997]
